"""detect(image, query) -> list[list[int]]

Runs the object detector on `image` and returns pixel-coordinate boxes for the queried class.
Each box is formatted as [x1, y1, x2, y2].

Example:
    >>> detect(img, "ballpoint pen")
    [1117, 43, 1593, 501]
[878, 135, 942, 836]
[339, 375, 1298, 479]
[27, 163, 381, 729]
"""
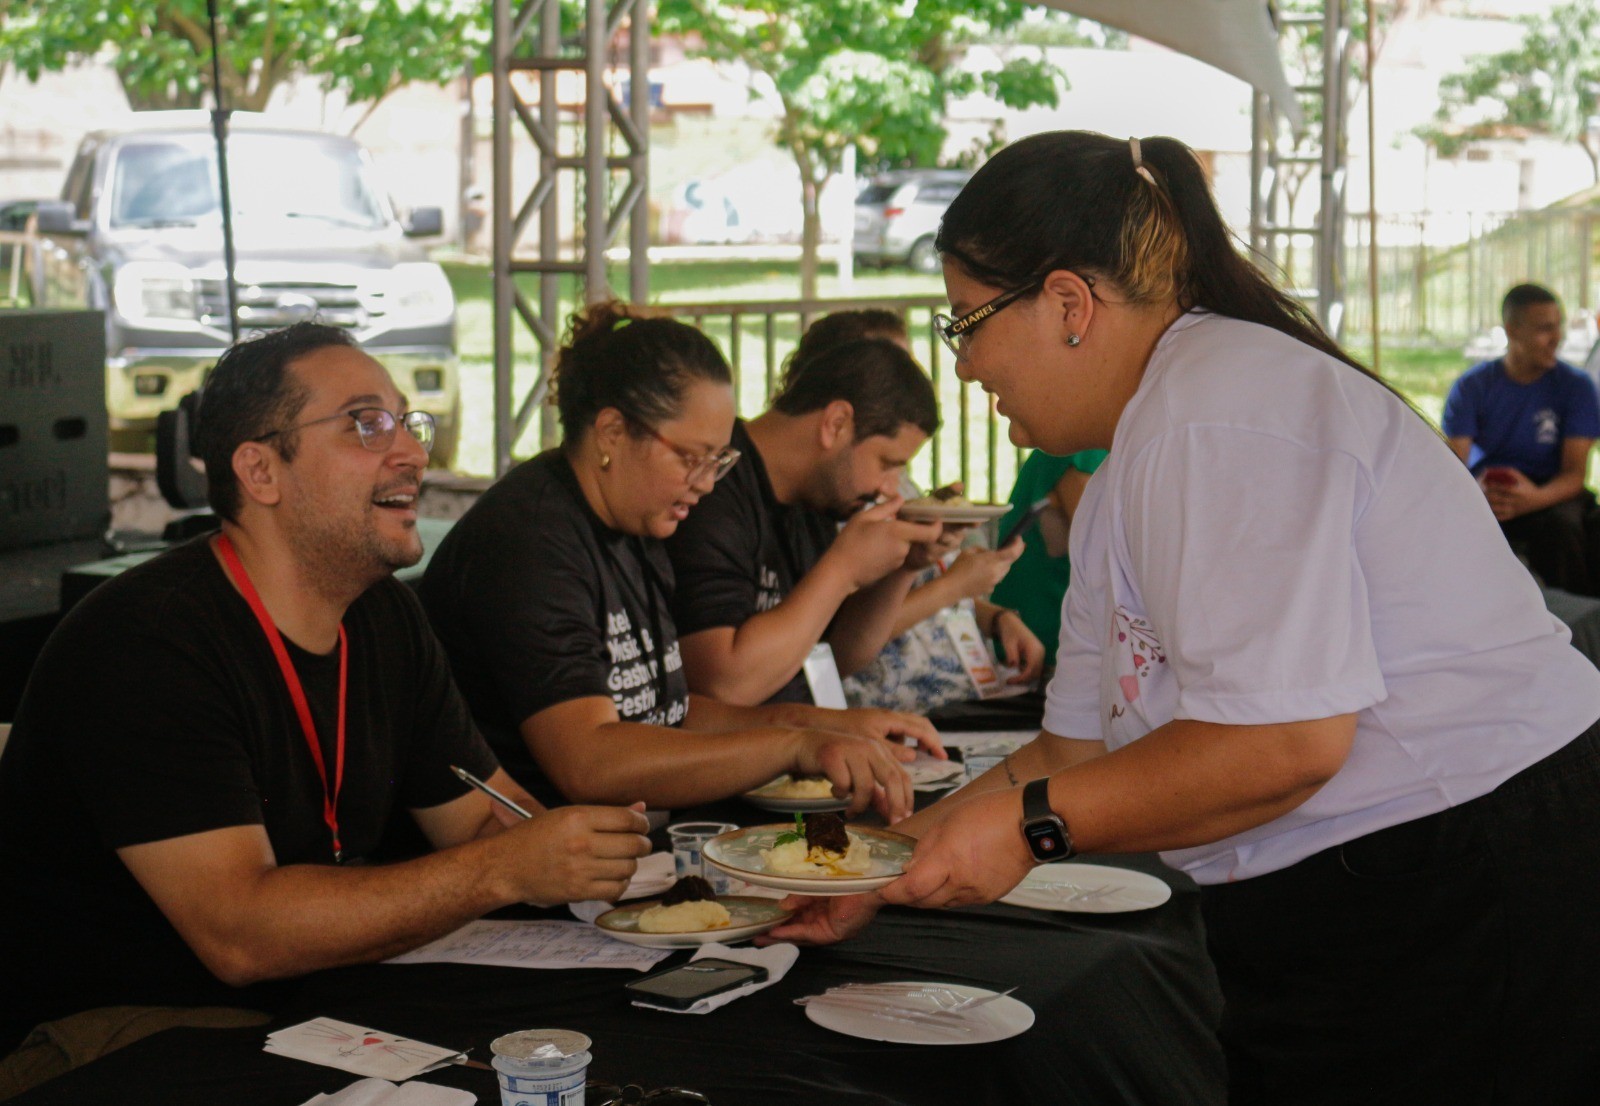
[450, 764, 534, 820]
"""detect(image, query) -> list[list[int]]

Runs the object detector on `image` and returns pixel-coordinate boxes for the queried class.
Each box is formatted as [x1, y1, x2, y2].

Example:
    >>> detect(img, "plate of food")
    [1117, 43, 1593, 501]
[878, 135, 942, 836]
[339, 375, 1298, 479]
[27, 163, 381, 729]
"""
[595, 876, 794, 949]
[703, 813, 915, 896]
[998, 863, 1172, 914]
[743, 774, 849, 813]
[897, 496, 1010, 525]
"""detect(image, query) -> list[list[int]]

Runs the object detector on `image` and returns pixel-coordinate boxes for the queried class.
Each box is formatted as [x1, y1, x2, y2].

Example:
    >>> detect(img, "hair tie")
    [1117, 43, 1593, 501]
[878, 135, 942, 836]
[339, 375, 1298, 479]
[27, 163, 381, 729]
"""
[612, 316, 633, 331]
[1129, 137, 1156, 185]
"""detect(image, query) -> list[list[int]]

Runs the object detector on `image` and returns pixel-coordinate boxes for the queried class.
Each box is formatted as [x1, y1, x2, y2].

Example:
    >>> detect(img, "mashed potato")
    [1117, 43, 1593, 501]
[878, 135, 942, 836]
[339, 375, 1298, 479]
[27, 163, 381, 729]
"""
[636, 899, 732, 933]
[758, 775, 836, 799]
[761, 835, 874, 877]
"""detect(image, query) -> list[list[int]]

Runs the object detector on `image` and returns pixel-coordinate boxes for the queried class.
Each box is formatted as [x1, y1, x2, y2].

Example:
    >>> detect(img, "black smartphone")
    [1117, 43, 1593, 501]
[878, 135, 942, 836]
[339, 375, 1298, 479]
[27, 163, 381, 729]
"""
[624, 958, 769, 1010]
[998, 496, 1051, 548]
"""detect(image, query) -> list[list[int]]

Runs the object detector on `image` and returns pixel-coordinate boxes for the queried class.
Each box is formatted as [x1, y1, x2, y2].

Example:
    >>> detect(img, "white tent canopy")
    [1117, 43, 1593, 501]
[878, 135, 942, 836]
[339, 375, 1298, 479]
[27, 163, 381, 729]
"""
[1037, 0, 1302, 128]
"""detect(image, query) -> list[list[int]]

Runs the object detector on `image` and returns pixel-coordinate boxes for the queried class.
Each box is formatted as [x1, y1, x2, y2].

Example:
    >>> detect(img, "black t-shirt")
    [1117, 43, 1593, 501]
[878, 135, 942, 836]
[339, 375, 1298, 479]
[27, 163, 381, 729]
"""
[0, 536, 497, 1053]
[418, 450, 691, 806]
[665, 420, 838, 704]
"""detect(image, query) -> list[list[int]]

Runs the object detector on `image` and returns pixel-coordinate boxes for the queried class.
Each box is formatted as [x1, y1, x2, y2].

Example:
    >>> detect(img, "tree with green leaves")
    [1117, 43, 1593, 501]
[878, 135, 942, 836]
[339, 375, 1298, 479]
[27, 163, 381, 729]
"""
[0, 0, 487, 116]
[655, 0, 1065, 296]
[1420, 0, 1600, 184]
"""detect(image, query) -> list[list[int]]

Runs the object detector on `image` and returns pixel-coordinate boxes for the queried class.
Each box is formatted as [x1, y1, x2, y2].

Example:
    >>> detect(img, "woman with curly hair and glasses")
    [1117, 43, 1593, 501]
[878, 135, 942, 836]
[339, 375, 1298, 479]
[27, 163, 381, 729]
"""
[420, 302, 936, 822]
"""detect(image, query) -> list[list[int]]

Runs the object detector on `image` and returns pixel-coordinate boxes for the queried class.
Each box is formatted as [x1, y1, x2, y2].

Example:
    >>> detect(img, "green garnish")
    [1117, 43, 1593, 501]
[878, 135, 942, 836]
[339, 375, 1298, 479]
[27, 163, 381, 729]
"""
[773, 812, 805, 846]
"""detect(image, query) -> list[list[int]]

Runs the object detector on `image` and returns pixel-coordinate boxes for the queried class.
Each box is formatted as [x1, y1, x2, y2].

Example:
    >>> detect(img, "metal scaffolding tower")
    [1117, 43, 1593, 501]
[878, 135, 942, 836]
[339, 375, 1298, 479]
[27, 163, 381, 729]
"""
[1250, 0, 1353, 338]
[490, 0, 651, 476]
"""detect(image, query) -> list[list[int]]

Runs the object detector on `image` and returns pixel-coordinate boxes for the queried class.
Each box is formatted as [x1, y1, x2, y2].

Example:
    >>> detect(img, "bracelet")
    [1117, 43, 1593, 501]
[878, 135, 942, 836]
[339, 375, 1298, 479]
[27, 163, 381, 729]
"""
[990, 607, 1019, 635]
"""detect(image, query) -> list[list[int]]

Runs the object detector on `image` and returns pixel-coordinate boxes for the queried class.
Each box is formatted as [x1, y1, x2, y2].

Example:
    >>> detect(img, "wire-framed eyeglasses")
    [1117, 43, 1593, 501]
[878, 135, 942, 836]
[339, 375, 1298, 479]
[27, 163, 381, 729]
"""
[933, 274, 1095, 361]
[642, 424, 741, 485]
[254, 406, 436, 455]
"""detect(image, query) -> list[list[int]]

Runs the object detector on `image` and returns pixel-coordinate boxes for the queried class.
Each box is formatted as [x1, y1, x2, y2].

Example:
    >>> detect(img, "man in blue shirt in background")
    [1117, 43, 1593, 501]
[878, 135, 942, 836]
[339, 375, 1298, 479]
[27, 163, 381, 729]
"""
[1444, 283, 1600, 594]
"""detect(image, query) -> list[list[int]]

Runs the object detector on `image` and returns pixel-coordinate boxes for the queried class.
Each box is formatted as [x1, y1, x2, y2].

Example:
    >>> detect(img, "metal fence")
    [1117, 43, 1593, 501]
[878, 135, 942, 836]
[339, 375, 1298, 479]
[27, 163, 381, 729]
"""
[1343, 208, 1600, 345]
[655, 296, 1026, 505]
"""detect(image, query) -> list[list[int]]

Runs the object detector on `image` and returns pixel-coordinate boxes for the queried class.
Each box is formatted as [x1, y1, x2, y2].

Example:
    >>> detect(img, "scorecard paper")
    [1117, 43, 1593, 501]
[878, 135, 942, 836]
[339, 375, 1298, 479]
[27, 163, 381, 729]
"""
[385, 919, 670, 970]
[265, 1019, 466, 1081]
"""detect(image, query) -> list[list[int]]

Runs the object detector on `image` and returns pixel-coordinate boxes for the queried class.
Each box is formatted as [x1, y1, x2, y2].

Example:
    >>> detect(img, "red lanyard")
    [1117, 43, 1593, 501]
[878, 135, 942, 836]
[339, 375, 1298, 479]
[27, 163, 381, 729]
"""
[216, 534, 348, 863]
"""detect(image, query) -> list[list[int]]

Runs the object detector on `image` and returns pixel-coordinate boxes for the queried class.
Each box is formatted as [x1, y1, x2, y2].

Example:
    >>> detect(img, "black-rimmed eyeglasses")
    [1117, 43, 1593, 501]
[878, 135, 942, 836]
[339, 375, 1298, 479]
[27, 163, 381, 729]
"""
[254, 407, 436, 455]
[933, 274, 1095, 361]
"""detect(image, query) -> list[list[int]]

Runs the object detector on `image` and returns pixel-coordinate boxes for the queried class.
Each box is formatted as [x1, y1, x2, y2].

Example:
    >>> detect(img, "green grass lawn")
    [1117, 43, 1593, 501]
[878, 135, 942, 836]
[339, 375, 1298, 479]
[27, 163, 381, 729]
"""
[444, 260, 1472, 484]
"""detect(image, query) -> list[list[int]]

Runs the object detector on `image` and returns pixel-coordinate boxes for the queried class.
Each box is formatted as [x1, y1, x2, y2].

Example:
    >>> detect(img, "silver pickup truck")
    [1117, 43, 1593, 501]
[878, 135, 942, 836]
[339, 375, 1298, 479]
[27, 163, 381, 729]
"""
[32, 112, 460, 465]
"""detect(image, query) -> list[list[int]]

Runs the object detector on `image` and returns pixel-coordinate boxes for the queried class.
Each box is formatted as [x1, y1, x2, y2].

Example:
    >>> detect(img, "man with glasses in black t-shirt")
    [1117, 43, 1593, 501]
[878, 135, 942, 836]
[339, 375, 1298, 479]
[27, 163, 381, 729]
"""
[666, 337, 946, 706]
[0, 324, 650, 1097]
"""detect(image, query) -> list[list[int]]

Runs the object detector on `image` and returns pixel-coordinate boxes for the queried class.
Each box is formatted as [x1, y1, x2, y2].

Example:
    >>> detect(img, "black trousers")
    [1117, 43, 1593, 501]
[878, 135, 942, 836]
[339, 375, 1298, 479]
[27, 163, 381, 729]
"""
[1201, 721, 1600, 1105]
[1501, 494, 1594, 596]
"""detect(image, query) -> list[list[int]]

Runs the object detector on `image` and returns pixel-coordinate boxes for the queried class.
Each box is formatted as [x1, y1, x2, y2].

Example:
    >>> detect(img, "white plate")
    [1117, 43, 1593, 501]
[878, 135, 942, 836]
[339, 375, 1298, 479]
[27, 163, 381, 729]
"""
[998, 863, 1172, 914]
[594, 896, 794, 949]
[743, 776, 849, 814]
[804, 983, 1034, 1045]
[897, 503, 1011, 524]
[703, 823, 914, 896]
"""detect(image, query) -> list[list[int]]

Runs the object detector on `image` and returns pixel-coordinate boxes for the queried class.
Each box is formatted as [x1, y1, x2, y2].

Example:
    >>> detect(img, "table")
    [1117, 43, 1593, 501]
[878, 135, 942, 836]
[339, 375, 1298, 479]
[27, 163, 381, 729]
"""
[15, 827, 1224, 1105]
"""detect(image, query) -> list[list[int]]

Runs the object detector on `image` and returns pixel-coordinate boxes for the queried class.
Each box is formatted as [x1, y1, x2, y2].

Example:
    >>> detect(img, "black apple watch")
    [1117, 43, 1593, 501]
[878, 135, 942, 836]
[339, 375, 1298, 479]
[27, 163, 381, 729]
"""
[1021, 777, 1075, 863]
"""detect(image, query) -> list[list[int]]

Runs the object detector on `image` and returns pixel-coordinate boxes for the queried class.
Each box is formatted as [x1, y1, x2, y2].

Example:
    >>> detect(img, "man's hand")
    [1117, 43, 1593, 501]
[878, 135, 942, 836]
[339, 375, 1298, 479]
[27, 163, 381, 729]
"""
[491, 803, 652, 907]
[942, 544, 1024, 598]
[759, 891, 884, 947]
[1480, 467, 1540, 521]
[994, 610, 1046, 685]
[792, 730, 916, 822]
[904, 523, 966, 570]
[827, 497, 943, 588]
[879, 786, 1034, 909]
[803, 705, 945, 759]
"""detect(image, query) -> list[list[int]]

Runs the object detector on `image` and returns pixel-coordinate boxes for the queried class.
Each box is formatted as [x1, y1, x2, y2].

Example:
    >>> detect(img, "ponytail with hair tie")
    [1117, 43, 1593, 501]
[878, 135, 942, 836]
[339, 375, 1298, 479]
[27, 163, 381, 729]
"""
[1129, 137, 1157, 186]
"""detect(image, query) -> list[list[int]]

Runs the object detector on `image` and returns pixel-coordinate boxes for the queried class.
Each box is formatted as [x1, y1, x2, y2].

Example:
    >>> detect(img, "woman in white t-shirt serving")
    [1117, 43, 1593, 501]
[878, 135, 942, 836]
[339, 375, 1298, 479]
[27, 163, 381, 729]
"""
[767, 131, 1600, 1101]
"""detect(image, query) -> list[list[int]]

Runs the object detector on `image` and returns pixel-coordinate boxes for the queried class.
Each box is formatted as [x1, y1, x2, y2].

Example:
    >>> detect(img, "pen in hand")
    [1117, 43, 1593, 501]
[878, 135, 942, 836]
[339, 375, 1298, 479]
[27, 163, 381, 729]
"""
[450, 764, 533, 821]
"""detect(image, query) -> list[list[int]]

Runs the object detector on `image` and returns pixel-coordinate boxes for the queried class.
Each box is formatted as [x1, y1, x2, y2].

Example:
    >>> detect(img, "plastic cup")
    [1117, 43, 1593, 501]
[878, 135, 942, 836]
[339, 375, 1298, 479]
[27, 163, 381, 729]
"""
[490, 1029, 591, 1106]
[667, 821, 738, 895]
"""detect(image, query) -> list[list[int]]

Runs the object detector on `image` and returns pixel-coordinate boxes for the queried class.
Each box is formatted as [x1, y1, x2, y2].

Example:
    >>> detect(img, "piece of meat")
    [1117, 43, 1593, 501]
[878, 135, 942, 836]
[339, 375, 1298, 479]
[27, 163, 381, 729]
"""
[803, 812, 850, 855]
[661, 875, 716, 905]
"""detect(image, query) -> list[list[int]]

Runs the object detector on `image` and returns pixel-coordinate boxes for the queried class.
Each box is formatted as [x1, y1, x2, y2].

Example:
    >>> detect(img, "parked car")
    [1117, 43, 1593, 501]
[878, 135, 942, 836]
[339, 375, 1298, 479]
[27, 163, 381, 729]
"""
[853, 169, 971, 273]
[31, 112, 460, 465]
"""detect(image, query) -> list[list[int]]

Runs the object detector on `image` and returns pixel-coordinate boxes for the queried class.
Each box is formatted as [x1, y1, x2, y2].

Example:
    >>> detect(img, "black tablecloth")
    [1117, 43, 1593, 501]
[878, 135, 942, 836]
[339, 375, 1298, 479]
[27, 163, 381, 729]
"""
[14, 848, 1223, 1106]
[15, 696, 1225, 1104]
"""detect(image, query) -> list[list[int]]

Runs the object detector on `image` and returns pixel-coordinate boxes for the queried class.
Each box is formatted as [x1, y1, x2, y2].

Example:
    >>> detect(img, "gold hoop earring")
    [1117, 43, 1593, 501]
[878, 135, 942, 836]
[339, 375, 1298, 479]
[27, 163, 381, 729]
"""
[1066, 333, 1082, 347]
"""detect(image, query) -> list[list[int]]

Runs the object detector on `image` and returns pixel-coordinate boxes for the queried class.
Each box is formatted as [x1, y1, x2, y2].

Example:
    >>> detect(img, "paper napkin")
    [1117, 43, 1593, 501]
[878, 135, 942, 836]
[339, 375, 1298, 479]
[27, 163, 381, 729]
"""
[631, 941, 799, 1015]
[297, 1078, 476, 1105]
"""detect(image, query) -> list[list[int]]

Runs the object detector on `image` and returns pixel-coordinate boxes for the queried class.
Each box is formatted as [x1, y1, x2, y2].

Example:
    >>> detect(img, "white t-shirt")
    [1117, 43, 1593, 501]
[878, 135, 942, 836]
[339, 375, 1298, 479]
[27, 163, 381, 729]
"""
[1043, 310, 1600, 884]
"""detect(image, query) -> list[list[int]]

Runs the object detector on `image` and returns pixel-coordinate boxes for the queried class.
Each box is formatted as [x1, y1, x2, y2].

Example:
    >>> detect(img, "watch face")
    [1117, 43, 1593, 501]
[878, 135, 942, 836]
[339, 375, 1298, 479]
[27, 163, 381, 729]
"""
[1024, 819, 1069, 861]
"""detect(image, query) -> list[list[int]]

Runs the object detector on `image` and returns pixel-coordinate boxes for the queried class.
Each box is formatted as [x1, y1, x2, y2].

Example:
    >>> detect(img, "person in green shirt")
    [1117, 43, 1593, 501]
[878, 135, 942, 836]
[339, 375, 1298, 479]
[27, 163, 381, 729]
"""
[990, 448, 1108, 666]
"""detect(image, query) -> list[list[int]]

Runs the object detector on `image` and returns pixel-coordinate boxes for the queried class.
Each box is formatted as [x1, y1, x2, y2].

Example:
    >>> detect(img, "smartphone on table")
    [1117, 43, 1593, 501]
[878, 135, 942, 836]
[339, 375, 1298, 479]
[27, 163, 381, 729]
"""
[624, 958, 768, 1010]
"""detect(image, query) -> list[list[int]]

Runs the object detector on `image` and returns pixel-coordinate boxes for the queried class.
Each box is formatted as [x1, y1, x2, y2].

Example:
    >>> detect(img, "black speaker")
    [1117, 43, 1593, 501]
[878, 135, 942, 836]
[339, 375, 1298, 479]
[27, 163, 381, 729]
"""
[0, 310, 109, 551]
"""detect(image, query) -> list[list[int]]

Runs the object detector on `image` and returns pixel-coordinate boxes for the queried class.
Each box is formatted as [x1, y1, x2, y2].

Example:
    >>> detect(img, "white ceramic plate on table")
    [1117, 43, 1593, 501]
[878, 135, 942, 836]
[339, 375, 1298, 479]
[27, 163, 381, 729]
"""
[998, 863, 1172, 914]
[703, 823, 914, 896]
[595, 896, 794, 949]
[803, 983, 1034, 1045]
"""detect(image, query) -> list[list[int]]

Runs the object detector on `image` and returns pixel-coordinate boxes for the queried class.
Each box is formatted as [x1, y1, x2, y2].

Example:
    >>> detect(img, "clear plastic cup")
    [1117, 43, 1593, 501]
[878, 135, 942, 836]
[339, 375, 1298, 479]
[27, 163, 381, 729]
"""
[667, 821, 738, 895]
[490, 1029, 591, 1106]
